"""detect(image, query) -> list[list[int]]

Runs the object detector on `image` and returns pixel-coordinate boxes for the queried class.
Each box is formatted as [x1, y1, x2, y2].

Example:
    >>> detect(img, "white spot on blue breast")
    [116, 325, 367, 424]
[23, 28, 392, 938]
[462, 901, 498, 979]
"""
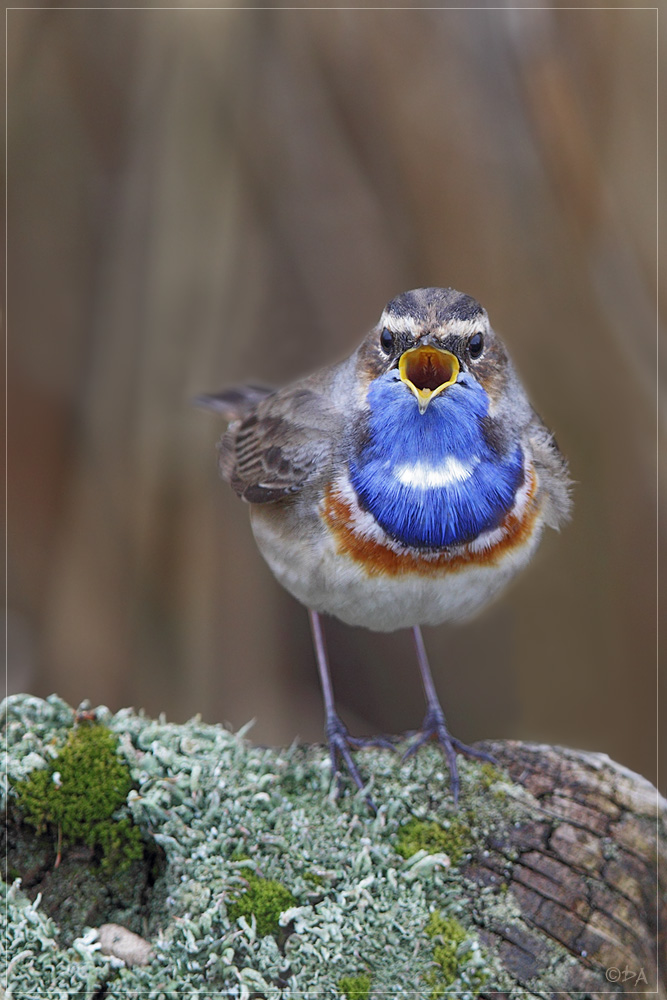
[394, 456, 479, 489]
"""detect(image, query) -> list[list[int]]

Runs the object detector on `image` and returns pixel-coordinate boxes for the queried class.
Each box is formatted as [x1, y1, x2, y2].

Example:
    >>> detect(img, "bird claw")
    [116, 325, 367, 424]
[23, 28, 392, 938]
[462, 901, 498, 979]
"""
[326, 715, 394, 812]
[347, 733, 397, 752]
[403, 708, 497, 806]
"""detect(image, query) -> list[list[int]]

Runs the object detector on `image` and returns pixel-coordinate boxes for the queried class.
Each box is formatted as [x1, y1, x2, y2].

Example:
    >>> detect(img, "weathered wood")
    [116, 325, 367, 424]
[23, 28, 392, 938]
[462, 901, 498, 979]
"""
[471, 741, 665, 997]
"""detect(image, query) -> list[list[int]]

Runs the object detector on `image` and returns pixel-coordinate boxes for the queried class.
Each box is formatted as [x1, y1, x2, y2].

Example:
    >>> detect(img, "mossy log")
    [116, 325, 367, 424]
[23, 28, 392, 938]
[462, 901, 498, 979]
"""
[2, 695, 665, 998]
[466, 740, 665, 997]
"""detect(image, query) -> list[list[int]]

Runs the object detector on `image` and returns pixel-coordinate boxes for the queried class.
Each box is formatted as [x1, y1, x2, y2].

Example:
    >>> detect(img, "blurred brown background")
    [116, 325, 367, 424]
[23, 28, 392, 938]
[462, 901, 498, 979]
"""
[7, 6, 664, 790]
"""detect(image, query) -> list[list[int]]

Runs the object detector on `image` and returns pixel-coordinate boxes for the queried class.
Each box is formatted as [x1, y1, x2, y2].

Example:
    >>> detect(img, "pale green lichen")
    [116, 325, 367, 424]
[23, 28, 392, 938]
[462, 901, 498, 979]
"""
[1, 693, 583, 998]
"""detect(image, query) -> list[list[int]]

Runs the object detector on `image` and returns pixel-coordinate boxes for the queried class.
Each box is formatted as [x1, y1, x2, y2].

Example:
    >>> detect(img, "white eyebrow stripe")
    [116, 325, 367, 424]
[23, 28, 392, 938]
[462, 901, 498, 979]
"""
[394, 456, 478, 489]
[380, 313, 420, 336]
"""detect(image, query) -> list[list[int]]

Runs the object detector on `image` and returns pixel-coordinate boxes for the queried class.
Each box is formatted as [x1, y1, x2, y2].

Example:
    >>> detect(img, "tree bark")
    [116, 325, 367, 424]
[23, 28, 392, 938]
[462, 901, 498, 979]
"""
[470, 741, 665, 997]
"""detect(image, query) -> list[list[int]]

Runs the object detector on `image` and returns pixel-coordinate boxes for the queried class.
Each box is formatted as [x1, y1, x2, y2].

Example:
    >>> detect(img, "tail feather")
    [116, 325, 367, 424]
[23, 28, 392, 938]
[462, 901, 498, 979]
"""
[193, 385, 273, 422]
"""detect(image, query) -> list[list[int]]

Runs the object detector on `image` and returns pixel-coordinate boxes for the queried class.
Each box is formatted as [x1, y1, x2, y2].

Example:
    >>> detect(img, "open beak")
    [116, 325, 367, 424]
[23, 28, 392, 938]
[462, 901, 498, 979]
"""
[398, 345, 459, 414]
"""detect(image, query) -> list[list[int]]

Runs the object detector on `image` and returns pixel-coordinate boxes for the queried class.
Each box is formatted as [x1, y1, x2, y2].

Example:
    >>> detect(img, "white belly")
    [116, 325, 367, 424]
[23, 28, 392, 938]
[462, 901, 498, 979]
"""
[249, 502, 544, 632]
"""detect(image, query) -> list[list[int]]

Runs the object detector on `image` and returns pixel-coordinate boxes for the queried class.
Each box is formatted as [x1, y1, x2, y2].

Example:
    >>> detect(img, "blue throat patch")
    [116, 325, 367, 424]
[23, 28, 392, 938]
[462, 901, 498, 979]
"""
[349, 370, 524, 549]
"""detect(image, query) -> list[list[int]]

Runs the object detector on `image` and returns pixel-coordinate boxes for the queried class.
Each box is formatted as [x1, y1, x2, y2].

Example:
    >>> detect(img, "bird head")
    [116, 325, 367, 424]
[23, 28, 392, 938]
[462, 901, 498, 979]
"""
[357, 287, 512, 415]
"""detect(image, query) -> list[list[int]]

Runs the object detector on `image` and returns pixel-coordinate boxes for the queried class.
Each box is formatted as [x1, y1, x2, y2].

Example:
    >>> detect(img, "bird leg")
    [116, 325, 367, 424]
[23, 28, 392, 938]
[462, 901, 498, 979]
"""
[308, 610, 393, 812]
[404, 625, 496, 805]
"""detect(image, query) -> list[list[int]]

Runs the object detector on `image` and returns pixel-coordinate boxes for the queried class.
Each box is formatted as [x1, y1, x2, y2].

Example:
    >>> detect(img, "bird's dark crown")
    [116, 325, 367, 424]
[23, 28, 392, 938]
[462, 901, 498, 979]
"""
[384, 287, 484, 328]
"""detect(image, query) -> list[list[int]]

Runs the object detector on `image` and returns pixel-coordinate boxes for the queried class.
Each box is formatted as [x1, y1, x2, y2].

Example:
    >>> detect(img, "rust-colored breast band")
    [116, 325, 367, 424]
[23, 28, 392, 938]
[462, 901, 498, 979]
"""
[322, 467, 541, 578]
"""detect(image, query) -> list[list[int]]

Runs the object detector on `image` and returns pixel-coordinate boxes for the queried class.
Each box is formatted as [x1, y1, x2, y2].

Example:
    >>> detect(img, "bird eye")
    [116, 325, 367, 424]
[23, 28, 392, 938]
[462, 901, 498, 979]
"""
[380, 327, 394, 354]
[468, 332, 484, 360]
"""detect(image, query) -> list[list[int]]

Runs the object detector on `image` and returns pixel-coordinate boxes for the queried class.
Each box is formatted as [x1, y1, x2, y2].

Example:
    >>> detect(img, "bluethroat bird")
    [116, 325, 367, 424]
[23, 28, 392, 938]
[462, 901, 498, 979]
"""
[198, 288, 571, 808]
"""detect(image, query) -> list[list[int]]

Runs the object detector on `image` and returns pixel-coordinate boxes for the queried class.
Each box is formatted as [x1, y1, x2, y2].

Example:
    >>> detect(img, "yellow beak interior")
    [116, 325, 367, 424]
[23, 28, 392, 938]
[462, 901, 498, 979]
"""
[398, 345, 459, 413]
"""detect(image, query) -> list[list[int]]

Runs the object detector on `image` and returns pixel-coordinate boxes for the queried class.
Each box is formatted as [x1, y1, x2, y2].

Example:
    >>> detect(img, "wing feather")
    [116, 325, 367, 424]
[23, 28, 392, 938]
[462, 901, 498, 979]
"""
[214, 371, 346, 503]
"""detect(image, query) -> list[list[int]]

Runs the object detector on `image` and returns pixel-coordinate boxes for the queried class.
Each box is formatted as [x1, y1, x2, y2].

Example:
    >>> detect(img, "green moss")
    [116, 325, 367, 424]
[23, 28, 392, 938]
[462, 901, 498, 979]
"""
[226, 871, 296, 937]
[337, 974, 372, 999]
[478, 761, 504, 790]
[425, 913, 467, 995]
[229, 850, 252, 864]
[395, 817, 472, 865]
[13, 723, 143, 873]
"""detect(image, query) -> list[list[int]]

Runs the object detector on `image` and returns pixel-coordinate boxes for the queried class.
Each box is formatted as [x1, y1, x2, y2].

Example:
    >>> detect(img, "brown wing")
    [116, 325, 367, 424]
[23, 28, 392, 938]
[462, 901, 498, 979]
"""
[215, 376, 345, 503]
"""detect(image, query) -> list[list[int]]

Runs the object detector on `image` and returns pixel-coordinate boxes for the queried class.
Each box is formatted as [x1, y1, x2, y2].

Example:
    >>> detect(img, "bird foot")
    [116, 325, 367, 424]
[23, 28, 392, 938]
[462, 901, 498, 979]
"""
[403, 707, 496, 805]
[325, 714, 395, 812]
